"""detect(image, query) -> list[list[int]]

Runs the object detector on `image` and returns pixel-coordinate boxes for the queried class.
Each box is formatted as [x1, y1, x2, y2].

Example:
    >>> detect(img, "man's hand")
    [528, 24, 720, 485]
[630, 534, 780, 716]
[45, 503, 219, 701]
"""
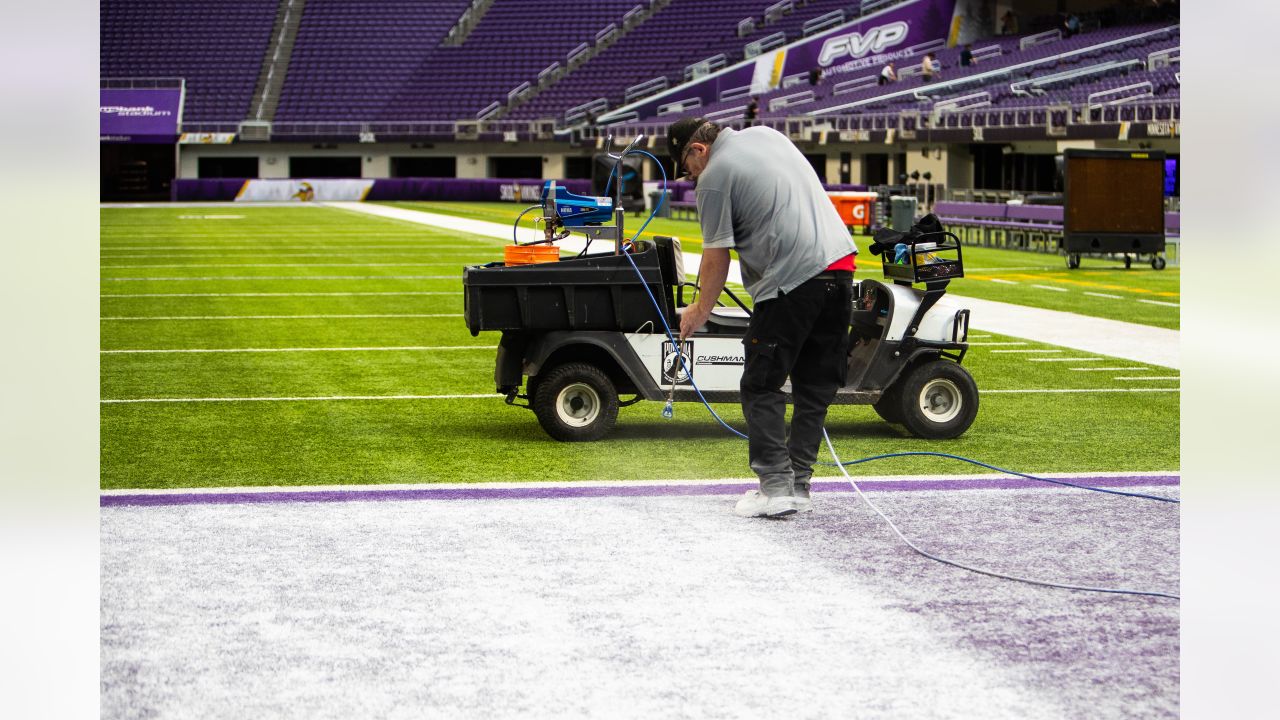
[679, 248, 732, 341]
[679, 304, 712, 341]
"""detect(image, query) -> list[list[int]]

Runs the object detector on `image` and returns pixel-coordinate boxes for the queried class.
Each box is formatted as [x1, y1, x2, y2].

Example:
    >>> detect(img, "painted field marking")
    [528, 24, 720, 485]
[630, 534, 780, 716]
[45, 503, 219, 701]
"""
[1084, 292, 1123, 299]
[101, 394, 495, 404]
[101, 244, 493, 251]
[100, 252, 484, 259]
[101, 263, 473, 269]
[965, 267, 1053, 272]
[1138, 299, 1180, 308]
[102, 291, 460, 298]
[984, 388, 1178, 394]
[969, 342, 1027, 346]
[177, 215, 244, 220]
[101, 314, 463, 321]
[988, 278, 1019, 285]
[991, 349, 1060, 354]
[103, 275, 459, 282]
[1031, 284, 1070, 293]
[968, 334, 991, 338]
[100, 388, 1181, 404]
[1029, 357, 1102, 362]
[1114, 376, 1181, 381]
[101, 345, 493, 355]
[1071, 367, 1149, 371]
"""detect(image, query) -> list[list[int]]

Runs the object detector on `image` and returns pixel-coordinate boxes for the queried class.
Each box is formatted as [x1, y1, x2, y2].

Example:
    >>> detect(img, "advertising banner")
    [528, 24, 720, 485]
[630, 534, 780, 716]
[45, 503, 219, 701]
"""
[235, 179, 376, 202]
[603, 0, 957, 122]
[100, 88, 183, 143]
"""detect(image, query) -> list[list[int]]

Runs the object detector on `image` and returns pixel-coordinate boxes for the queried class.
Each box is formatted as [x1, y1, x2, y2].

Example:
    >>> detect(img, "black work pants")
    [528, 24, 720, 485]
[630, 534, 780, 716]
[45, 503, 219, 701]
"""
[740, 273, 853, 496]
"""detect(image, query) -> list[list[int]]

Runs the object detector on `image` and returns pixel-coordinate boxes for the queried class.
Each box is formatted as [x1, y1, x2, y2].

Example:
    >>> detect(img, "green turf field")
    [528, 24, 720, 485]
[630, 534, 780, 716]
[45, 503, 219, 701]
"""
[101, 205, 1179, 489]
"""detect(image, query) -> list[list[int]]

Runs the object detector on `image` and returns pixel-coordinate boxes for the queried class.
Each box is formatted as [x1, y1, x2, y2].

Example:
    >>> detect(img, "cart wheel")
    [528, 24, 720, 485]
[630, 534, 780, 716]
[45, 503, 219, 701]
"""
[531, 362, 619, 442]
[897, 361, 979, 440]
[873, 382, 905, 424]
[1152, 256, 1167, 270]
[1124, 254, 1132, 269]
[1067, 254, 1081, 269]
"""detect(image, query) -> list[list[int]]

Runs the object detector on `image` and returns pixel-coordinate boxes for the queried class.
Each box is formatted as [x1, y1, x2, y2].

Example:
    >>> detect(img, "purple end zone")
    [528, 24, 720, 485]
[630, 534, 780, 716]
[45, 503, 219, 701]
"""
[101, 475, 1180, 508]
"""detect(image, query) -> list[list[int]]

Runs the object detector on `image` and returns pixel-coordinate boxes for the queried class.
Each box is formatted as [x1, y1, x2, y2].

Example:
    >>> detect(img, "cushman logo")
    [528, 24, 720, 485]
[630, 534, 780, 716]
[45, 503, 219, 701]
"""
[818, 21, 909, 66]
[696, 354, 743, 366]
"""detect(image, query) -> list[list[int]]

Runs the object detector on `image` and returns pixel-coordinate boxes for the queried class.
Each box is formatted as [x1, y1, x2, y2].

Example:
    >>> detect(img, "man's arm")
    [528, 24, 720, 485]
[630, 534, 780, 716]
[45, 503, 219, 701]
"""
[680, 247, 731, 340]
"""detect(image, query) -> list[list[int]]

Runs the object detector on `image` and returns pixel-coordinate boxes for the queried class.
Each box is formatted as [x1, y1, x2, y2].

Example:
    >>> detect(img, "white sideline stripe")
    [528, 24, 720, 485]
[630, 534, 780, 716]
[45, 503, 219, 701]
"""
[101, 314, 463, 321]
[101, 244, 490, 251]
[103, 275, 458, 281]
[1029, 357, 1102, 362]
[101, 263, 467, 269]
[991, 349, 1060, 354]
[966, 267, 1053, 272]
[1071, 367, 1148, 371]
[102, 292, 460, 298]
[101, 252, 482, 259]
[102, 394, 495, 404]
[968, 341, 1026, 346]
[984, 388, 1178, 394]
[1138, 299, 1180, 308]
[1114, 376, 1180, 381]
[1031, 284, 1070, 293]
[101, 388, 1182, 404]
[967, 334, 991, 338]
[101, 346, 493, 355]
[988, 279, 1019, 285]
[1084, 292, 1123, 299]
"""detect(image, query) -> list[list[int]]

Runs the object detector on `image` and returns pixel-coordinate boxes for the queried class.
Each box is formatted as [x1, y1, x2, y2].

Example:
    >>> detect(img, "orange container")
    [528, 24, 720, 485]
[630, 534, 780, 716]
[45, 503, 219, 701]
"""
[827, 192, 877, 229]
[504, 244, 560, 266]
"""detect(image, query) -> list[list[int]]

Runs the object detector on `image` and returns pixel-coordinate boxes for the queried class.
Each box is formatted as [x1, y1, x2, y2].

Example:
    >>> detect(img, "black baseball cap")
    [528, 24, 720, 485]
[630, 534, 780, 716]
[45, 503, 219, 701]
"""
[667, 116, 710, 178]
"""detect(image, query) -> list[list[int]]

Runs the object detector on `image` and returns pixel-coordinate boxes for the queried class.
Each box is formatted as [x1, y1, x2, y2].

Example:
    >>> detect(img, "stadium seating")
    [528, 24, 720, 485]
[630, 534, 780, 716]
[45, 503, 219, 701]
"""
[100, 0, 279, 122]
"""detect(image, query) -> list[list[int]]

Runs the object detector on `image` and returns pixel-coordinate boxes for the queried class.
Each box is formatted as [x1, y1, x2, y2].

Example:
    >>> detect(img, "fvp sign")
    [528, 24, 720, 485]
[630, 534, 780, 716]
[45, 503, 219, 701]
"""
[818, 21, 909, 66]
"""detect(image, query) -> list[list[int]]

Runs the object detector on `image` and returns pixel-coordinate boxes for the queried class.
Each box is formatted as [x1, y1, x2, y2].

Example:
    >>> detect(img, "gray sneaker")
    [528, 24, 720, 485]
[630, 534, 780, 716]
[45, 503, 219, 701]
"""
[793, 484, 814, 514]
[733, 490, 797, 518]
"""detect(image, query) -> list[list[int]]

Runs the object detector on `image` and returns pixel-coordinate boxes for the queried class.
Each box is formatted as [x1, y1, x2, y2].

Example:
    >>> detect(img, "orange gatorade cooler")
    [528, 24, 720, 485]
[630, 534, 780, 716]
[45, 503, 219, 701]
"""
[503, 244, 560, 265]
[827, 192, 877, 232]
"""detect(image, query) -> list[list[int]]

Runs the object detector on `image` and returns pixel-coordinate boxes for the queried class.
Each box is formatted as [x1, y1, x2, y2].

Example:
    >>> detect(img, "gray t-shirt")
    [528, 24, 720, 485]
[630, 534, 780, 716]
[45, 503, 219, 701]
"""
[695, 126, 856, 302]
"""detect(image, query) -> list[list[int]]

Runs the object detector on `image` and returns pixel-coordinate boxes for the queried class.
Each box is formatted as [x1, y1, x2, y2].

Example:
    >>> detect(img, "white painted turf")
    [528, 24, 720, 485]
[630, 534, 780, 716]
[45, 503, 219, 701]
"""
[100, 487, 1178, 719]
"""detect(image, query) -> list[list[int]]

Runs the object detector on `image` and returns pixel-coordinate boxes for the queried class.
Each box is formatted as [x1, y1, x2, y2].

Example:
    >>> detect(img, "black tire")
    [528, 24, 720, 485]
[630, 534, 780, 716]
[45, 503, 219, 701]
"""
[896, 360, 979, 440]
[873, 381, 905, 424]
[531, 362, 619, 442]
[1067, 253, 1081, 269]
[1152, 256, 1167, 270]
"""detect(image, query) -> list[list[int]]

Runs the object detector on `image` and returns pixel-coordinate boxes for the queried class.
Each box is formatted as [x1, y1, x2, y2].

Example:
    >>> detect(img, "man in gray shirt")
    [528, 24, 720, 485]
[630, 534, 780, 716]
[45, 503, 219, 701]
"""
[668, 117, 856, 518]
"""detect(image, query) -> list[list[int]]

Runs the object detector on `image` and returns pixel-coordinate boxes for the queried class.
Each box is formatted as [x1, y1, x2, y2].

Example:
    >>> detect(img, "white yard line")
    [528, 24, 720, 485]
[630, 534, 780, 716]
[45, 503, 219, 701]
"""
[103, 275, 458, 282]
[102, 388, 1179, 403]
[1031, 284, 1070, 293]
[1028, 357, 1102, 362]
[991, 349, 1060, 354]
[1138, 299, 1180, 308]
[101, 346, 492, 355]
[968, 341, 1026, 346]
[1114, 376, 1180, 381]
[984, 388, 1178, 394]
[101, 244, 489, 251]
[1084, 292, 1123, 299]
[1071, 367, 1148, 371]
[102, 394, 495, 404]
[101, 314, 462, 321]
[101, 291, 459, 298]
[101, 263, 467, 269]
[988, 278, 1019, 285]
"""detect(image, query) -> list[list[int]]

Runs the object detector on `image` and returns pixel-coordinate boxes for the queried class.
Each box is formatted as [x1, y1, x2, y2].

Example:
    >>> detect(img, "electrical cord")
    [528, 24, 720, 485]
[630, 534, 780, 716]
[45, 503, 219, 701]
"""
[822, 430, 1180, 600]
